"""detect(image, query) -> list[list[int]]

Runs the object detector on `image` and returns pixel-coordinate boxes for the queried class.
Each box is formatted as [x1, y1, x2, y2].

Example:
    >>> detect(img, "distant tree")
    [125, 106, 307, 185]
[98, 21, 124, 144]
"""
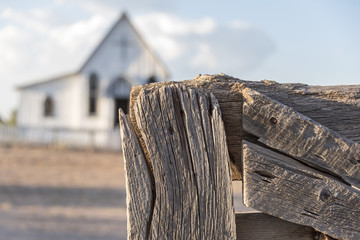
[0, 115, 4, 125]
[7, 110, 17, 126]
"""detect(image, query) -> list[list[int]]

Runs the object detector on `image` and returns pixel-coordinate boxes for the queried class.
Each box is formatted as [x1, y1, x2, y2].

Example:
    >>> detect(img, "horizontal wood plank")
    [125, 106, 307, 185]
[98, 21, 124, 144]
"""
[130, 74, 360, 180]
[242, 141, 360, 240]
[242, 87, 360, 188]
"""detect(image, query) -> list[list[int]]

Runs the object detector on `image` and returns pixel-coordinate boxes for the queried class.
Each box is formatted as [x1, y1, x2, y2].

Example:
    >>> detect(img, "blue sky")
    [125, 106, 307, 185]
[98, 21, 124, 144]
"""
[0, 0, 359, 118]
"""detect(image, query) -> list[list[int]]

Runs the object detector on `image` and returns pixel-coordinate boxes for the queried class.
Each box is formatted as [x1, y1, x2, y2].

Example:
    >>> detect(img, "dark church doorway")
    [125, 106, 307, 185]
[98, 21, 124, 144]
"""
[114, 98, 129, 127]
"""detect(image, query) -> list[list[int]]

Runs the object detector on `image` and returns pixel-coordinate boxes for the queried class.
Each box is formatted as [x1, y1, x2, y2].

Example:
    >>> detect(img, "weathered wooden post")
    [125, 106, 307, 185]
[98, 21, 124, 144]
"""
[120, 74, 360, 240]
[120, 86, 236, 239]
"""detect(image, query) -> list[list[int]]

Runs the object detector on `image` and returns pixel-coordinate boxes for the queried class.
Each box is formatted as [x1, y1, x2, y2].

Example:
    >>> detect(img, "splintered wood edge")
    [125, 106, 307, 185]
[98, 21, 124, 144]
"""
[129, 75, 246, 180]
[118, 109, 153, 239]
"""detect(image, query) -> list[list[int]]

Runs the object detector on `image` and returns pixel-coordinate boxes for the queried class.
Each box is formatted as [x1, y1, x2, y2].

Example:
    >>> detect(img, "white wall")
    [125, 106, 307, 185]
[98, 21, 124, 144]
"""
[17, 73, 129, 131]
[17, 75, 80, 129]
[77, 74, 114, 130]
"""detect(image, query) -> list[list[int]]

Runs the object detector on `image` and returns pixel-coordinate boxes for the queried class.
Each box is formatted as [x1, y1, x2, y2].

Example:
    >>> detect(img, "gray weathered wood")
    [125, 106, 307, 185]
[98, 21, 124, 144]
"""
[130, 74, 360, 180]
[119, 109, 153, 239]
[133, 86, 236, 239]
[242, 87, 360, 188]
[235, 213, 318, 240]
[242, 141, 360, 240]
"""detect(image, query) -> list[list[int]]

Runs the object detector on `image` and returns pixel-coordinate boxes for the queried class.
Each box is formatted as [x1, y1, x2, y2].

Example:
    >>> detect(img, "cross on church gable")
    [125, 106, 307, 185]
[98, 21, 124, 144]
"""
[113, 36, 132, 60]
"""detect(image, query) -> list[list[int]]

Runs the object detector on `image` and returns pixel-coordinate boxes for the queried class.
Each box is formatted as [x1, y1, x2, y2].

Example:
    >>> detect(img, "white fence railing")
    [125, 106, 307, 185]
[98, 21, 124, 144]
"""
[0, 126, 122, 151]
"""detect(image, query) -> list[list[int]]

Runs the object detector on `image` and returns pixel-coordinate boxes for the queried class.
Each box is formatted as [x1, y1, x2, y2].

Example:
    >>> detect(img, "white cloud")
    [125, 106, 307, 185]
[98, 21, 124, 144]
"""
[190, 43, 218, 69]
[135, 13, 216, 36]
[132, 12, 276, 80]
[48, 14, 107, 49]
[149, 34, 183, 61]
[133, 13, 217, 61]
[228, 20, 253, 30]
[1, 8, 50, 34]
[0, 7, 113, 117]
[0, 25, 29, 66]
[0, 8, 109, 79]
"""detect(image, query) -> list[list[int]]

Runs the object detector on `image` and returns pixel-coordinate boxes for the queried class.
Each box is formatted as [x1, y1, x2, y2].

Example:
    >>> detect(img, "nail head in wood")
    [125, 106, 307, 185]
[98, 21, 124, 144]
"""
[319, 188, 332, 203]
[270, 117, 277, 125]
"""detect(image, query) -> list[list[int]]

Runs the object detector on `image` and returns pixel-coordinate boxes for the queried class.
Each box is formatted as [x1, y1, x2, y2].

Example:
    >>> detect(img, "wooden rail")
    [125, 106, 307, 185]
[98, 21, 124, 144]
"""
[130, 74, 360, 180]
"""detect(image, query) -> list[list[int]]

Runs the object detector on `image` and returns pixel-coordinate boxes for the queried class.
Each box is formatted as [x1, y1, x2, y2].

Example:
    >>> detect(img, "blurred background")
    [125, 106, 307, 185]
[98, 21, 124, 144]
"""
[0, 0, 359, 239]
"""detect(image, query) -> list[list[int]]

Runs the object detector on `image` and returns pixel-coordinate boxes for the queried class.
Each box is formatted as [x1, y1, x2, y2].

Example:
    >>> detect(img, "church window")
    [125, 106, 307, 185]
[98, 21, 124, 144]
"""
[147, 76, 157, 84]
[89, 73, 99, 115]
[44, 96, 54, 117]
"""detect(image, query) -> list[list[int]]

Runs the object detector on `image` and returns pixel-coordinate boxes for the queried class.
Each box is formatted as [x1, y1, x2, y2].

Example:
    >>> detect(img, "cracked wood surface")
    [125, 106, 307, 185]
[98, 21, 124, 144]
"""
[121, 85, 236, 239]
[242, 87, 360, 188]
[242, 141, 360, 240]
[130, 74, 360, 180]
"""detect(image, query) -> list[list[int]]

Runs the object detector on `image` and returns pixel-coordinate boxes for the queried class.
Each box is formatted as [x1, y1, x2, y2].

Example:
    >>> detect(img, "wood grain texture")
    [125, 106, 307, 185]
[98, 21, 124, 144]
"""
[235, 213, 318, 240]
[242, 141, 360, 240]
[119, 109, 153, 240]
[129, 74, 360, 180]
[133, 86, 236, 239]
[242, 87, 360, 188]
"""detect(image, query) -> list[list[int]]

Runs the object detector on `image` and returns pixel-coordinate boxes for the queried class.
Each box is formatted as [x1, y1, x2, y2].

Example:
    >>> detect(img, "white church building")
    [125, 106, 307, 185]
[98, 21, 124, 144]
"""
[14, 13, 169, 150]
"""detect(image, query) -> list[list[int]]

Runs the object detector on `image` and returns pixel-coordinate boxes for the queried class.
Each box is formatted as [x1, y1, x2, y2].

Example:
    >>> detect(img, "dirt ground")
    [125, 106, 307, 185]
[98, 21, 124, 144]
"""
[0, 144, 127, 240]
[0, 144, 248, 240]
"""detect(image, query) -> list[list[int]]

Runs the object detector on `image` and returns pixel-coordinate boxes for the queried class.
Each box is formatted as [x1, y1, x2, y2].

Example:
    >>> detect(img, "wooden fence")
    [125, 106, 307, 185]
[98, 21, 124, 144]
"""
[120, 74, 360, 239]
[0, 126, 122, 151]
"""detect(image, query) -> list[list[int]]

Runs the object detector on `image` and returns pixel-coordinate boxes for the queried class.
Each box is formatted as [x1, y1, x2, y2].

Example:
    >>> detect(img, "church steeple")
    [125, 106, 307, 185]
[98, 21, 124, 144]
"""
[78, 12, 169, 81]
